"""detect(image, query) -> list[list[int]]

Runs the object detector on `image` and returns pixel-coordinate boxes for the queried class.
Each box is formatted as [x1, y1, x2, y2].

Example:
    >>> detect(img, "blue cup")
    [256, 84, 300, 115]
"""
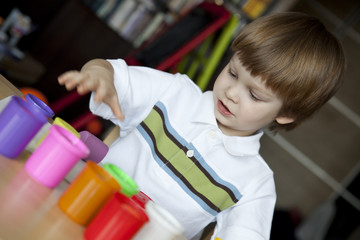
[0, 96, 47, 158]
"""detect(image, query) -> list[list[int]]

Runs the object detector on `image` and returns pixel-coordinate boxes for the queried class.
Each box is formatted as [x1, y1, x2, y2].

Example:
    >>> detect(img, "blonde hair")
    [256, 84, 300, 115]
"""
[231, 12, 345, 131]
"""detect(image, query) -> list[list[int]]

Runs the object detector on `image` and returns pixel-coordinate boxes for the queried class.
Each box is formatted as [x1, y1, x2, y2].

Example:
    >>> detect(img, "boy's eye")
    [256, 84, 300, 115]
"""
[227, 68, 237, 78]
[250, 91, 261, 101]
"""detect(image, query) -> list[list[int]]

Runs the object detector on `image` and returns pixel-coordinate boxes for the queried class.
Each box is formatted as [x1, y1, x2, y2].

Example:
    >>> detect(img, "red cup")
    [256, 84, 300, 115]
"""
[131, 191, 152, 209]
[84, 192, 149, 240]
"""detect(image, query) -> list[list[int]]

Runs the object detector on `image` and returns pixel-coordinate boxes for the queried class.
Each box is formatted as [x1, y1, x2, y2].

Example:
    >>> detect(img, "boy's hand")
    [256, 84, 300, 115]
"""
[58, 69, 124, 120]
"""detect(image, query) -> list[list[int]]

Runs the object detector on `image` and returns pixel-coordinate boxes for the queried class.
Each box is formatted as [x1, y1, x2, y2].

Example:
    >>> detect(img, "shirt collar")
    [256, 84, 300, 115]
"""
[191, 91, 263, 156]
[191, 91, 217, 125]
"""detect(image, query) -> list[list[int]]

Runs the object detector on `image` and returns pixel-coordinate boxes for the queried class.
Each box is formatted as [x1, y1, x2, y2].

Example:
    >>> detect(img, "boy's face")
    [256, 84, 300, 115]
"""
[213, 55, 286, 136]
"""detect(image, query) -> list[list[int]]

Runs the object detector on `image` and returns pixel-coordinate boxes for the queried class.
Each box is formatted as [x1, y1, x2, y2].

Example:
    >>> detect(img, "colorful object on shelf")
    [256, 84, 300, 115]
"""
[24, 93, 54, 119]
[79, 131, 108, 163]
[24, 125, 89, 188]
[0, 96, 47, 158]
[58, 161, 121, 226]
[132, 201, 184, 240]
[84, 192, 149, 240]
[242, 0, 274, 19]
[103, 163, 139, 197]
[19, 87, 49, 105]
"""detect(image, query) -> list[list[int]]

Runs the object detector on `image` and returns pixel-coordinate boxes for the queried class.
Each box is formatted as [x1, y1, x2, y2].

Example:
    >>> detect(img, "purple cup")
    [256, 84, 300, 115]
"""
[25, 125, 90, 188]
[0, 96, 47, 158]
[80, 131, 109, 163]
[25, 93, 54, 119]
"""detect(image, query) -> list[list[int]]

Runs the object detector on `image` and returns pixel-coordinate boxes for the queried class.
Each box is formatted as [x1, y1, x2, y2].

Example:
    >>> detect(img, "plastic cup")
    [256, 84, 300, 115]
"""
[58, 161, 121, 226]
[131, 191, 152, 209]
[0, 96, 47, 158]
[25, 93, 54, 119]
[24, 94, 54, 152]
[132, 201, 184, 240]
[25, 125, 89, 188]
[84, 192, 149, 240]
[103, 163, 139, 197]
[79, 131, 108, 163]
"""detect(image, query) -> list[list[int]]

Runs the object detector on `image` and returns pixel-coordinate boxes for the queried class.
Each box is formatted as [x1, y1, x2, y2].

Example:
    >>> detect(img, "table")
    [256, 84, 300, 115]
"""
[0, 75, 85, 240]
[0, 154, 84, 240]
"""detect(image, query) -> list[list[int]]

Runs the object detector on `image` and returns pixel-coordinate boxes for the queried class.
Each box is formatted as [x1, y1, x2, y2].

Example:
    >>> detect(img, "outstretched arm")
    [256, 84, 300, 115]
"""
[58, 59, 124, 120]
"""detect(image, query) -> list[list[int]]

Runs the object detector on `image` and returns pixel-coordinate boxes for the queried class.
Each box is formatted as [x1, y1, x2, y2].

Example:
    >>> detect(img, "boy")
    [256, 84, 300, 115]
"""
[58, 12, 345, 240]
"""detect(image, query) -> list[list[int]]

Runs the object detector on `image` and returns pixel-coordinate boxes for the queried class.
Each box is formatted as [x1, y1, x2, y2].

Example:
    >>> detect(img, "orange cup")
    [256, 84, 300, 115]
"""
[58, 161, 121, 226]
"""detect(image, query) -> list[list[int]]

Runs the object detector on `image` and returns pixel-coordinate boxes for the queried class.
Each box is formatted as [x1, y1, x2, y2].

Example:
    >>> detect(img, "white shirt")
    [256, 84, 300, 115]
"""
[90, 59, 276, 240]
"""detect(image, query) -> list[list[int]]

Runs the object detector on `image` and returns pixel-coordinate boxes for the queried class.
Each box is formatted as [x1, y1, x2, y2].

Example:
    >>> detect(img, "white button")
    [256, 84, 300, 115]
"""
[186, 150, 194, 158]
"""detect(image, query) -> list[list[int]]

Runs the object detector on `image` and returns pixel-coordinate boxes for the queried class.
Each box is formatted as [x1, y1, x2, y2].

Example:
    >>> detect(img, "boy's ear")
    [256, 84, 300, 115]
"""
[275, 116, 295, 125]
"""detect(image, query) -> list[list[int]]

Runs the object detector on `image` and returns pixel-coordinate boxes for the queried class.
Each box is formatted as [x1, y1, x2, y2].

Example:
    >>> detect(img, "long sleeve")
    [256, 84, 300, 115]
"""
[89, 58, 178, 136]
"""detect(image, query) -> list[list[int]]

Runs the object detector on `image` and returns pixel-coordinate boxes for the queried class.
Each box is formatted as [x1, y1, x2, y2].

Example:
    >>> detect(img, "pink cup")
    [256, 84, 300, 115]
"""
[25, 125, 89, 188]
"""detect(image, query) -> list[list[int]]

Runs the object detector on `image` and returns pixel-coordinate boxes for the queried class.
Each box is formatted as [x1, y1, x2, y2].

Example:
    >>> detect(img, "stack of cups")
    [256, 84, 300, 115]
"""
[0, 96, 47, 158]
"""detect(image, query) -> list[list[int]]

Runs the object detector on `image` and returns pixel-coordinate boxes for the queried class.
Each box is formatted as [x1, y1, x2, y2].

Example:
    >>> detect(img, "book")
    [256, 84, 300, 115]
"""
[120, 4, 151, 41]
[133, 11, 166, 47]
[108, 0, 137, 31]
[96, 0, 122, 19]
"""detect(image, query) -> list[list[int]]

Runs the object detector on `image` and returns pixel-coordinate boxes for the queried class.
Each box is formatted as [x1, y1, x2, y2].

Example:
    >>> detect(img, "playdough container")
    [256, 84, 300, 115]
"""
[0, 96, 47, 158]
[58, 161, 121, 226]
[25, 125, 89, 188]
[84, 191, 149, 240]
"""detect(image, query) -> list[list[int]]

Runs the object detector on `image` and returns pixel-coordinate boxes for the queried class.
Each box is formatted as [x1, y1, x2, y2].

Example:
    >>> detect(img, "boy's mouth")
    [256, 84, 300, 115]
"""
[218, 100, 232, 116]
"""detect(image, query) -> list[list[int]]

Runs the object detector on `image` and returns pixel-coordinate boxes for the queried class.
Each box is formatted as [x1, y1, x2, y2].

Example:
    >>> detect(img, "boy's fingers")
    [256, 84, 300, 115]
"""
[109, 96, 124, 120]
[58, 71, 78, 85]
[111, 105, 125, 120]
[58, 71, 83, 91]
[93, 88, 105, 103]
[93, 89, 123, 119]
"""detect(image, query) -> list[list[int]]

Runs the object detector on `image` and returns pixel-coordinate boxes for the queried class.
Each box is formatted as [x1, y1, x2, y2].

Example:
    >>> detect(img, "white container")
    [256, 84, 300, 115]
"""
[132, 201, 185, 240]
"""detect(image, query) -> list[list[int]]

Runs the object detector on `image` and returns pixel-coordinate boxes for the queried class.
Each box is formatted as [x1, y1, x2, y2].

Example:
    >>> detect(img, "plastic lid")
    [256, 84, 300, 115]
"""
[103, 163, 139, 197]
[25, 93, 54, 118]
[53, 117, 80, 138]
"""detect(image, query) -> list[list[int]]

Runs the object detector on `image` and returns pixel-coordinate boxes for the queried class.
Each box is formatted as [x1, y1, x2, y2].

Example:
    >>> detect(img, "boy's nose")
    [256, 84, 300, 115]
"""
[226, 86, 240, 103]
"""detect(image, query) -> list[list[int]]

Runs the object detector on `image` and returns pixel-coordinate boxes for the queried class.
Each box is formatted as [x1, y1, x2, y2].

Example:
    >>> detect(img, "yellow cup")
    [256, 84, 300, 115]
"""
[38, 117, 80, 145]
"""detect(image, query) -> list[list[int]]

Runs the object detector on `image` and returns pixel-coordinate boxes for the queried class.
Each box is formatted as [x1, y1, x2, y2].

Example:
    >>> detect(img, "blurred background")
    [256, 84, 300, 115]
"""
[0, 0, 359, 239]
